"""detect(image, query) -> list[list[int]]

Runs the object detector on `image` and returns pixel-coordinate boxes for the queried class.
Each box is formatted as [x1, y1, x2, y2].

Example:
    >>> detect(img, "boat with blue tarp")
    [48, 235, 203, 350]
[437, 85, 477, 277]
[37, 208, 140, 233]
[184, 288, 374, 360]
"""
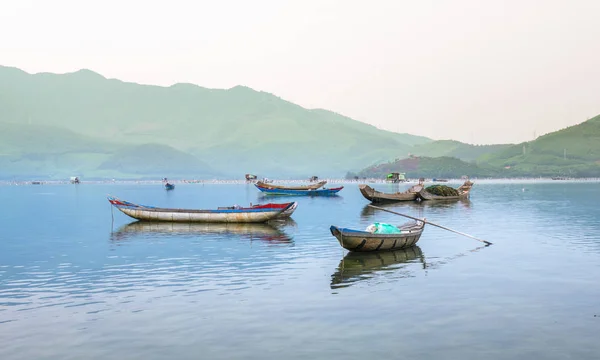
[330, 220, 425, 252]
[255, 183, 343, 196]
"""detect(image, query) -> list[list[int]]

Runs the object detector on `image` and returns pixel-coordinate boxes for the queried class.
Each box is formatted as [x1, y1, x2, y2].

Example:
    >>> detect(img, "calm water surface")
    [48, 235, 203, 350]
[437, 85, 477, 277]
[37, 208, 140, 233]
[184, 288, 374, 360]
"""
[1, 181, 599, 359]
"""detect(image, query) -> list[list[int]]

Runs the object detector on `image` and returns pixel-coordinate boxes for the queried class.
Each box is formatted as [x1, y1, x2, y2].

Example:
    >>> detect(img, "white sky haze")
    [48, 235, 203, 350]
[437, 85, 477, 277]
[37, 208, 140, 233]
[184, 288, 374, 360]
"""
[1, 0, 600, 144]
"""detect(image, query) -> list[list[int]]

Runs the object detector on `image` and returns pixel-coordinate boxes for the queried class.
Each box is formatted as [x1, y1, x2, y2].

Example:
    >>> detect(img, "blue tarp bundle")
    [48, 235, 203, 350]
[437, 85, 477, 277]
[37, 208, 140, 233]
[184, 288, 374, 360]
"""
[366, 222, 401, 234]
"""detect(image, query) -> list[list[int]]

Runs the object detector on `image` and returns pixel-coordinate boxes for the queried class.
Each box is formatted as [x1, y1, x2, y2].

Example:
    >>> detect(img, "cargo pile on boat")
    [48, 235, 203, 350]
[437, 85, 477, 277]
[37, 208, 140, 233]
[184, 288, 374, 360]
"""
[424, 185, 459, 197]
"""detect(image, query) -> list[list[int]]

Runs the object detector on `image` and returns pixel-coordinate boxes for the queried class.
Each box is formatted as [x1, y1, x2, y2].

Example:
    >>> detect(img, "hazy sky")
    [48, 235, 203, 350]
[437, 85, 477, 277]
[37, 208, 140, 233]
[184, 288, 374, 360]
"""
[2, 0, 600, 144]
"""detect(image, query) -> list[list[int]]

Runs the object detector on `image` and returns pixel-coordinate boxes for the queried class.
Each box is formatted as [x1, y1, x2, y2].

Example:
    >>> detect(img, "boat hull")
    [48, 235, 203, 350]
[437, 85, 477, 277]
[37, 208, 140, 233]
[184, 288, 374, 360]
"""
[108, 196, 296, 223]
[244, 202, 298, 218]
[330, 222, 424, 252]
[255, 184, 343, 196]
[255, 180, 327, 190]
[358, 184, 420, 203]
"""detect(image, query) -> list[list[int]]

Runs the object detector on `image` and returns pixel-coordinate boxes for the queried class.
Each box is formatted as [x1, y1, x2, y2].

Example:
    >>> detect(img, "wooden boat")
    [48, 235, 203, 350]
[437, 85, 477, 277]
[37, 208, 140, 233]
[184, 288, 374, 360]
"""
[329, 220, 425, 252]
[255, 180, 327, 190]
[162, 178, 175, 190]
[358, 183, 423, 203]
[255, 183, 343, 196]
[417, 180, 474, 201]
[330, 246, 423, 288]
[108, 196, 297, 223]
[222, 202, 298, 219]
[432, 178, 448, 182]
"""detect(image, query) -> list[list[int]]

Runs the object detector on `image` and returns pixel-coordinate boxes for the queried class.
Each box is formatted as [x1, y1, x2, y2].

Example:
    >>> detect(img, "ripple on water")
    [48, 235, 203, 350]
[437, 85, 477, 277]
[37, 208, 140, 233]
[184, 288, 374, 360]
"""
[1, 182, 600, 360]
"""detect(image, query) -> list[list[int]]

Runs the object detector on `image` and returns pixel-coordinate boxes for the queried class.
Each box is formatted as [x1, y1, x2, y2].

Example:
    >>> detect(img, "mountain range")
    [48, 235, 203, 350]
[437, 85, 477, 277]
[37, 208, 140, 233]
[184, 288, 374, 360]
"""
[353, 115, 600, 178]
[1, 65, 599, 179]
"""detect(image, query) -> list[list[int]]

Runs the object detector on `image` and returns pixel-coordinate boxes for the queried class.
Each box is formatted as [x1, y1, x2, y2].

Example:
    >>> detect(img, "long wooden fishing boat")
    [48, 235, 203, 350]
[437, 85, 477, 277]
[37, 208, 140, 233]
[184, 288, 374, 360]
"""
[329, 220, 425, 252]
[417, 180, 474, 201]
[255, 180, 327, 190]
[358, 183, 424, 203]
[255, 183, 343, 196]
[108, 196, 297, 223]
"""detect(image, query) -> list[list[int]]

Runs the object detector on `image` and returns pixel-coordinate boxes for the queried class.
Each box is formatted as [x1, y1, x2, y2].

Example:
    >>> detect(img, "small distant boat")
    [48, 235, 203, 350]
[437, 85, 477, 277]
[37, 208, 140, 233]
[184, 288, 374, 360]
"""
[417, 180, 473, 201]
[245, 173, 258, 181]
[108, 196, 298, 223]
[162, 177, 175, 190]
[358, 183, 424, 203]
[330, 220, 425, 252]
[70, 176, 80, 184]
[432, 178, 448, 182]
[255, 180, 327, 191]
[255, 183, 343, 196]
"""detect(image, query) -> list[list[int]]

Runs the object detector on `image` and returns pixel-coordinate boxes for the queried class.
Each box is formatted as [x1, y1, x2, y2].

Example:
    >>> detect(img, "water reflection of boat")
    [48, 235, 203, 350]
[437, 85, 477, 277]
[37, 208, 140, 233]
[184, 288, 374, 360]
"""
[360, 199, 471, 219]
[267, 217, 298, 229]
[111, 221, 293, 243]
[331, 246, 424, 289]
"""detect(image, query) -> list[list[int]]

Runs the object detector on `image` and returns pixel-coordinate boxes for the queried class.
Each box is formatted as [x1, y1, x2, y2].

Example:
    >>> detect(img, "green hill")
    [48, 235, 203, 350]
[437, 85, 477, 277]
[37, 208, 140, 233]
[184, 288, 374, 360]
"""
[0, 122, 119, 179]
[0, 65, 431, 178]
[352, 115, 600, 179]
[482, 115, 600, 177]
[97, 144, 214, 178]
[409, 140, 512, 162]
[2, 65, 599, 179]
[351, 156, 499, 179]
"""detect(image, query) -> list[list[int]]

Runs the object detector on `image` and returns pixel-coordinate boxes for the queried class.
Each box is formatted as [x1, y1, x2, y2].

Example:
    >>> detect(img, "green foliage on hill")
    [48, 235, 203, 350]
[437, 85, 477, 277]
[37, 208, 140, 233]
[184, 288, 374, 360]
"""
[2, 65, 599, 179]
[98, 144, 214, 178]
[350, 156, 500, 179]
[481, 115, 600, 177]
[410, 140, 511, 162]
[352, 115, 600, 179]
[0, 65, 431, 178]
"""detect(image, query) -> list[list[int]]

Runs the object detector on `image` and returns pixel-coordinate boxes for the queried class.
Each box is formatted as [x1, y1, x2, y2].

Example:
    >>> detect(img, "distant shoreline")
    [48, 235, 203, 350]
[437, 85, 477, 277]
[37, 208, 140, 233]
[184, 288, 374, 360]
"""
[2, 177, 600, 186]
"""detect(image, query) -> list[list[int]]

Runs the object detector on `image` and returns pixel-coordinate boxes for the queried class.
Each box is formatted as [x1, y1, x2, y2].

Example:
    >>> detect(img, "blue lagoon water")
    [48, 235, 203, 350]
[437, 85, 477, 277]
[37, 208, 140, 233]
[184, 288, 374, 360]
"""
[1, 180, 599, 359]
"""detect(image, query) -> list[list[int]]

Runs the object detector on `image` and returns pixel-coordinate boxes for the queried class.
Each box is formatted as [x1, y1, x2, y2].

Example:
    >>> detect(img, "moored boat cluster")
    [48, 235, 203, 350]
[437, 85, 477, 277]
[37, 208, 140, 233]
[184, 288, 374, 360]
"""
[109, 178, 479, 253]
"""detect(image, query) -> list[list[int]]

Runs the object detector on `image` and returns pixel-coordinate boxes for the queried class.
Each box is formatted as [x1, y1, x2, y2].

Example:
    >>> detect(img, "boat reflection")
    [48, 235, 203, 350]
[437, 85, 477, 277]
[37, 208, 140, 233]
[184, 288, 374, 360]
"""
[267, 217, 298, 229]
[256, 193, 343, 202]
[330, 246, 425, 289]
[111, 221, 294, 244]
[360, 199, 471, 219]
